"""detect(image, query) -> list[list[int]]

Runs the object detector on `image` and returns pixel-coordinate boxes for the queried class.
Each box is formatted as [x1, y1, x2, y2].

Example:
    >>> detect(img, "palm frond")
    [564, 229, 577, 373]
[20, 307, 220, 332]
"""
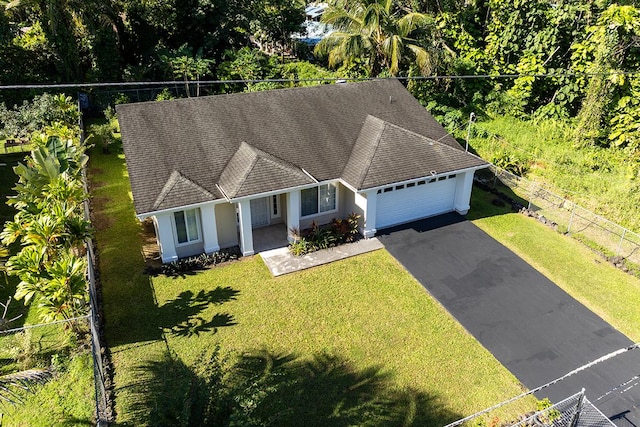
[407, 43, 432, 75]
[321, 8, 362, 29]
[0, 369, 53, 405]
[382, 35, 404, 76]
[397, 12, 432, 36]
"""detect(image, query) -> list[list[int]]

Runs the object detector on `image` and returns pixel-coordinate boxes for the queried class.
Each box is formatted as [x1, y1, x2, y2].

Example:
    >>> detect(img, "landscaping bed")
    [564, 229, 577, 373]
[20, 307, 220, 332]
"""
[289, 213, 360, 256]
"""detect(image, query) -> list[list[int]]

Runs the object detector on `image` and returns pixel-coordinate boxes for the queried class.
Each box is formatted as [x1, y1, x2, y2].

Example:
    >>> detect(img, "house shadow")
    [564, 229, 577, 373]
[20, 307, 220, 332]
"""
[376, 211, 467, 237]
[126, 348, 463, 427]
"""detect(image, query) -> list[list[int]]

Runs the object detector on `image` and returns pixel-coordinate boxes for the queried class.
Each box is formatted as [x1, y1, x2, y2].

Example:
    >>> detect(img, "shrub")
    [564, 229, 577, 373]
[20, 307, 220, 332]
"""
[144, 248, 241, 276]
[288, 213, 361, 256]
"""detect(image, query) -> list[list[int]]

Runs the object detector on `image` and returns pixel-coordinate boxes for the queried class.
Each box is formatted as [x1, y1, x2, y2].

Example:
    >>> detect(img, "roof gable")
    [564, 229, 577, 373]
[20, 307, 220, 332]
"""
[342, 115, 487, 190]
[153, 171, 216, 211]
[218, 142, 316, 199]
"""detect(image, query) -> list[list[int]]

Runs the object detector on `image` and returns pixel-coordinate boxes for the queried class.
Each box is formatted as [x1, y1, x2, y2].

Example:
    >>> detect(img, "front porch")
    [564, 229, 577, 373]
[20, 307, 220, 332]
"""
[252, 223, 289, 253]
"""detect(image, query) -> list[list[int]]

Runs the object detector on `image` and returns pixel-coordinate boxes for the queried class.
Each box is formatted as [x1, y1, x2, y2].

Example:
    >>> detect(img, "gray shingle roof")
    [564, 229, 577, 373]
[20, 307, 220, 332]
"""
[153, 171, 216, 211]
[218, 142, 316, 198]
[342, 115, 488, 190]
[117, 79, 488, 215]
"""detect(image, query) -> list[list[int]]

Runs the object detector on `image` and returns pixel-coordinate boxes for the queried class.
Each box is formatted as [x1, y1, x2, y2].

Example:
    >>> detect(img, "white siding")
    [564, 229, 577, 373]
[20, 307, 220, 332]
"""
[376, 176, 457, 229]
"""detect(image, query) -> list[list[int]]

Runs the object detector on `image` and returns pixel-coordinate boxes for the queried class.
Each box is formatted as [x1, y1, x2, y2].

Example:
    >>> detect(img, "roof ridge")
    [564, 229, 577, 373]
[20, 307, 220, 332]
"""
[245, 141, 308, 174]
[153, 170, 181, 210]
[380, 120, 467, 154]
[230, 142, 259, 199]
[116, 80, 392, 110]
[220, 141, 313, 199]
[153, 170, 214, 210]
[377, 119, 488, 163]
[356, 116, 386, 189]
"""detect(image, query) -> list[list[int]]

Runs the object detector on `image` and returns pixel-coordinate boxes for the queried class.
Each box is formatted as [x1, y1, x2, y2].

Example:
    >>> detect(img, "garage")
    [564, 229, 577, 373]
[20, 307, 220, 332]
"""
[376, 174, 458, 229]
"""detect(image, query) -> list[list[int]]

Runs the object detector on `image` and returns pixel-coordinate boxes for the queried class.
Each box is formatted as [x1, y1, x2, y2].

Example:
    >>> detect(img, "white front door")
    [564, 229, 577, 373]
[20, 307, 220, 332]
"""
[250, 197, 270, 228]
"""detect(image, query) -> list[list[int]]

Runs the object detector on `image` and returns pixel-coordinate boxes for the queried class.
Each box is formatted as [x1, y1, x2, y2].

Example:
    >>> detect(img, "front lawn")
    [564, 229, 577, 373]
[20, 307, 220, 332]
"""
[89, 145, 533, 426]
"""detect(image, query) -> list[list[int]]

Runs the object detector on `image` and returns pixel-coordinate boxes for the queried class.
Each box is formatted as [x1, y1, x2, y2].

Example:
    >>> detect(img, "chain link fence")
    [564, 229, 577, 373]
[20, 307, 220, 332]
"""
[81, 104, 112, 425]
[508, 391, 615, 427]
[449, 389, 615, 427]
[476, 165, 640, 268]
[86, 238, 111, 426]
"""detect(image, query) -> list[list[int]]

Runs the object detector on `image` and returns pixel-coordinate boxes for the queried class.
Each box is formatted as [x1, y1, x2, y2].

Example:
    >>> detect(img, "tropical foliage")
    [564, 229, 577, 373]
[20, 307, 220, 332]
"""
[0, 94, 78, 140]
[1, 100, 90, 326]
[314, 0, 438, 76]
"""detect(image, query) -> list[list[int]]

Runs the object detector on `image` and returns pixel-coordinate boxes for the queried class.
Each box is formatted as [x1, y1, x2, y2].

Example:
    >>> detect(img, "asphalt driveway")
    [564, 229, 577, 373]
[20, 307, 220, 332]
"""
[377, 213, 640, 426]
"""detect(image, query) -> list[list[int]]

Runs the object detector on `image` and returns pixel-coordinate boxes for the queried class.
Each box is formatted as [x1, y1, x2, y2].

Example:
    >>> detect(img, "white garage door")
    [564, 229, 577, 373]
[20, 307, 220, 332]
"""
[376, 175, 457, 229]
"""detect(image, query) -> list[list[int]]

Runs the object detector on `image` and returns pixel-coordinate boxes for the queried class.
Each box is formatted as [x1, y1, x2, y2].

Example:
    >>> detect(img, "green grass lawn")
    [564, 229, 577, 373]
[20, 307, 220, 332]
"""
[468, 187, 640, 342]
[468, 116, 640, 231]
[89, 145, 535, 426]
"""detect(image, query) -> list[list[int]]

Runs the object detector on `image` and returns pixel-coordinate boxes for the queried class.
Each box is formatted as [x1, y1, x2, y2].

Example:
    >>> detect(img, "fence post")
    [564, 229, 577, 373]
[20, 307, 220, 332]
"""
[567, 203, 576, 234]
[569, 388, 586, 427]
[617, 229, 627, 257]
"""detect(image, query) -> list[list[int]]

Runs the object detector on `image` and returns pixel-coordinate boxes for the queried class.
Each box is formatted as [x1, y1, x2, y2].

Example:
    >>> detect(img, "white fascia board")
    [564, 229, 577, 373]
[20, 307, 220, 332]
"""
[228, 179, 340, 203]
[136, 199, 224, 220]
[339, 179, 359, 193]
[357, 164, 488, 194]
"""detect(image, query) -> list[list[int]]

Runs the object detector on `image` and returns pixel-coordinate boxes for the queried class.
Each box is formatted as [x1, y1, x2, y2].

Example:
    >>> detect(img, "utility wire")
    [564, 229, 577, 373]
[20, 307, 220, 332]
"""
[0, 314, 91, 335]
[443, 343, 640, 427]
[1, 70, 640, 90]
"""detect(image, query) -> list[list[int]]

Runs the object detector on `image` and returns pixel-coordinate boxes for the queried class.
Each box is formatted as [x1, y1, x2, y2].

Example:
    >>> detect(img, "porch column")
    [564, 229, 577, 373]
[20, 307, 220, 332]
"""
[200, 204, 220, 254]
[154, 213, 178, 263]
[356, 190, 377, 238]
[286, 190, 300, 242]
[454, 171, 474, 215]
[237, 200, 254, 256]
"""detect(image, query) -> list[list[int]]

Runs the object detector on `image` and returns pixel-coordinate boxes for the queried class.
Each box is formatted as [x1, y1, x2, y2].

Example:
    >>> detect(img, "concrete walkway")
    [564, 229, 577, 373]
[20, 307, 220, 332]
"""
[260, 238, 384, 276]
[377, 213, 640, 427]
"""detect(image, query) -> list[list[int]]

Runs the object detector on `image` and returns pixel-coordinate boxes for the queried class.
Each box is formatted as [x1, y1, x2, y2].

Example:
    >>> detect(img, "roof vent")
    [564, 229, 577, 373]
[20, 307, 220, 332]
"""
[430, 170, 437, 176]
[389, 96, 395, 104]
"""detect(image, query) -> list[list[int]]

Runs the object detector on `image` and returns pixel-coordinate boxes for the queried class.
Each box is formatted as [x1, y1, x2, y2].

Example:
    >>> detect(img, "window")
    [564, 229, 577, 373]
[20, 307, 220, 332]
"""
[407, 182, 415, 188]
[417, 180, 426, 185]
[174, 209, 200, 244]
[438, 176, 446, 181]
[271, 195, 281, 218]
[301, 184, 337, 217]
[395, 184, 405, 190]
[448, 174, 457, 179]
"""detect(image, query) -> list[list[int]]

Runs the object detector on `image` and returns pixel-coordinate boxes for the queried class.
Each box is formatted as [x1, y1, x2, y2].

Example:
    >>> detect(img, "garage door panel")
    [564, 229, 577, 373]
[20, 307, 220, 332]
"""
[376, 178, 456, 229]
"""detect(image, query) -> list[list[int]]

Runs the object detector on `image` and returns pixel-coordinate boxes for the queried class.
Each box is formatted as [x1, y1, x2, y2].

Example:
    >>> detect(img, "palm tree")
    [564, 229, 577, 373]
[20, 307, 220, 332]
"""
[314, 0, 435, 77]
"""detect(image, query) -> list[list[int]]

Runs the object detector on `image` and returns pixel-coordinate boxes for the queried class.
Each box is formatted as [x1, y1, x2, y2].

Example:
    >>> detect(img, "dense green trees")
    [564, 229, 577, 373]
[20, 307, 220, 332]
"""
[1, 0, 639, 155]
[1, 98, 90, 326]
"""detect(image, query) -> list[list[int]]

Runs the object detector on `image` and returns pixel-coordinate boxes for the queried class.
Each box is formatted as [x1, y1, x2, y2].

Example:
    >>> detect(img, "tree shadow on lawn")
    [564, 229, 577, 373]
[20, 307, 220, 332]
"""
[125, 348, 462, 427]
[107, 285, 239, 346]
[158, 287, 239, 337]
